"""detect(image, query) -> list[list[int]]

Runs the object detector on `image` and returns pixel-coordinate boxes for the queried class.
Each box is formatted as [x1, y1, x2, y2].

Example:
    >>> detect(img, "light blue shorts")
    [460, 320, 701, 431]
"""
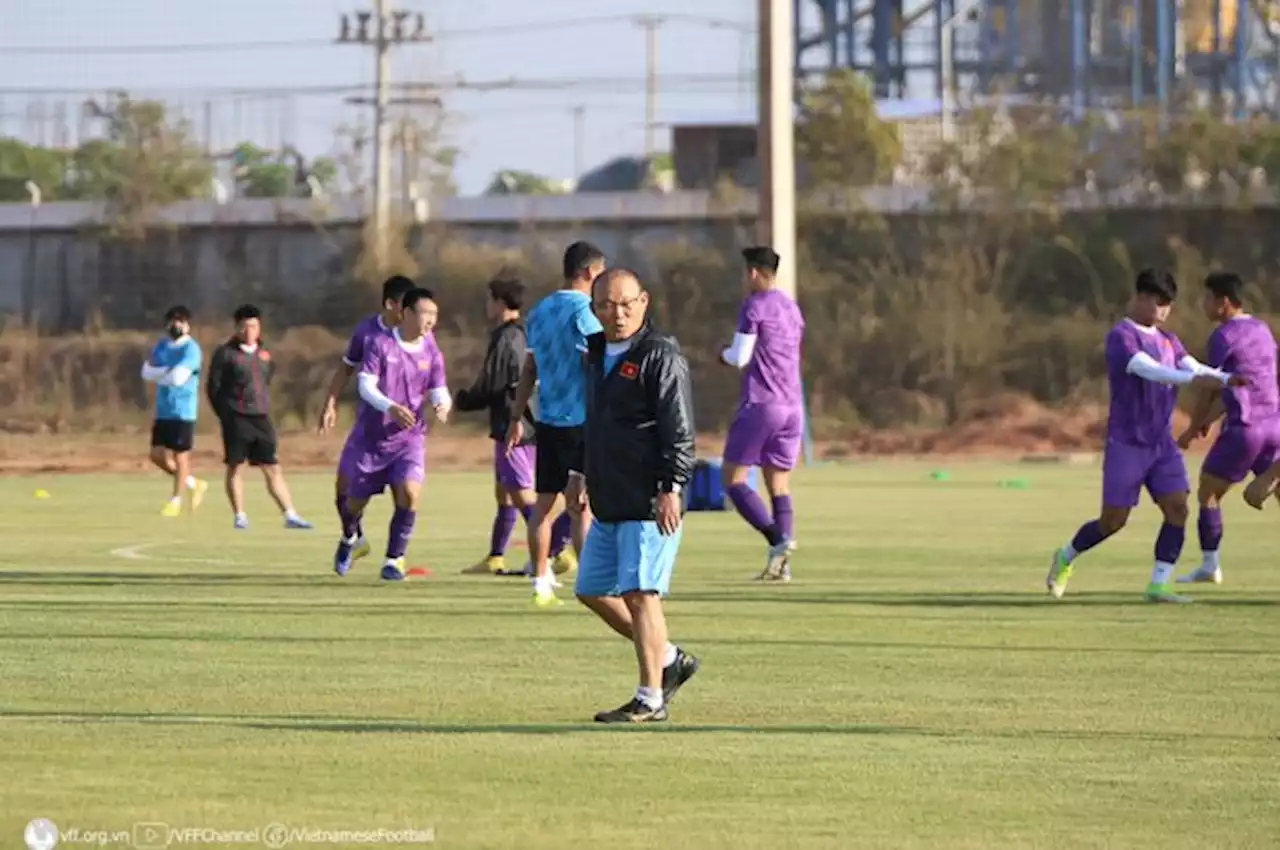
[574, 519, 683, 598]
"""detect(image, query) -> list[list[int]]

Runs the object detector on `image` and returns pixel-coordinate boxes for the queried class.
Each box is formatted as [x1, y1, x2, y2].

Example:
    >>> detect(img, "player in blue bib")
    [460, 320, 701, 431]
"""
[141, 305, 208, 516]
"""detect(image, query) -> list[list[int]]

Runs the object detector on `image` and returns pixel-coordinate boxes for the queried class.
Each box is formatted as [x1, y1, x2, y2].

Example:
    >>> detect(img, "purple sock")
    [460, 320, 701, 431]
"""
[489, 505, 519, 557]
[519, 504, 533, 522]
[771, 495, 794, 540]
[338, 498, 362, 541]
[336, 495, 363, 540]
[549, 511, 572, 557]
[1068, 519, 1108, 558]
[1154, 522, 1185, 564]
[386, 508, 417, 560]
[1198, 507, 1223, 552]
[729, 483, 782, 546]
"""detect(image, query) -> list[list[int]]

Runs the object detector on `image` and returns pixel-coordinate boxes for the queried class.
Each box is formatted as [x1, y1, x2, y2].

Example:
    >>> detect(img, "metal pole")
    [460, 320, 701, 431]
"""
[1234, 0, 1249, 119]
[758, 0, 796, 300]
[634, 16, 663, 167]
[1156, 0, 1171, 122]
[941, 15, 955, 143]
[1131, 0, 1143, 105]
[372, 0, 392, 268]
[573, 105, 586, 180]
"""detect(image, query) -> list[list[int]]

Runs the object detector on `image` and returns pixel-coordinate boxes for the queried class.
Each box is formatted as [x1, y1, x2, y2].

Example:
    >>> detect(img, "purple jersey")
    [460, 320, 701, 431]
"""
[1205, 316, 1280, 427]
[352, 331, 447, 451]
[343, 313, 394, 368]
[1104, 319, 1188, 446]
[736, 289, 805, 407]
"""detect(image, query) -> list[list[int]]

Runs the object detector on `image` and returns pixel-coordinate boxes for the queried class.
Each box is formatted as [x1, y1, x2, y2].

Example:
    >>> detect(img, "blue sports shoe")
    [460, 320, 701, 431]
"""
[334, 538, 356, 576]
[285, 514, 313, 530]
[380, 558, 406, 581]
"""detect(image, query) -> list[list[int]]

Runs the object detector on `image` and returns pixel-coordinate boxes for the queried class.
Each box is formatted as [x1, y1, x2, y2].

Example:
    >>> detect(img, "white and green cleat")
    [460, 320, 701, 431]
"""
[1143, 582, 1192, 603]
[1045, 548, 1073, 599]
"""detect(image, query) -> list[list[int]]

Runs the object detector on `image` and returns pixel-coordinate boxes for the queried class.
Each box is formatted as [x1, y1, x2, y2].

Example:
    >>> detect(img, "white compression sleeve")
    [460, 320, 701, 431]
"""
[1126, 351, 1198, 386]
[140, 362, 167, 382]
[1178, 355, 1230, 382]
[427, 387, 451, 410]
[721, 332, 758, 368]
[357, 372, 394, 413]
[156, 366, 193, 387]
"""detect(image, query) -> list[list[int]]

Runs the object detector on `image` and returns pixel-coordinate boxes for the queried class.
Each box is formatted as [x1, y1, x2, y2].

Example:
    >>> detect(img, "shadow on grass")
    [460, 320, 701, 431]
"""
[0, 709, 1273, 743]
[0, 632, 1274, 658]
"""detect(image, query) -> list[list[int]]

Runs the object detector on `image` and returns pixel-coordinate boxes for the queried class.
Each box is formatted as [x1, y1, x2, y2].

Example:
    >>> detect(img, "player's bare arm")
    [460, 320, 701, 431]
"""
[318, 363, 356, 433]
[505, 351, 537, 451]
[1178, 388, 1226, 448]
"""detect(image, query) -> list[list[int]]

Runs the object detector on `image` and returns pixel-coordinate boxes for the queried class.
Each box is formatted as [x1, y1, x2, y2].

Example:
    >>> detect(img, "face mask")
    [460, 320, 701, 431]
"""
[168, 325, 184, 340]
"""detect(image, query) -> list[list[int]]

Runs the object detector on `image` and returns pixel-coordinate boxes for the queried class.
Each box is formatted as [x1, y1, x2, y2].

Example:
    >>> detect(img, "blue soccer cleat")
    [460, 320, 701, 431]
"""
[333, 538, 356, 576]
[380, 558, 406, 581]
[285, 514, 313, 530]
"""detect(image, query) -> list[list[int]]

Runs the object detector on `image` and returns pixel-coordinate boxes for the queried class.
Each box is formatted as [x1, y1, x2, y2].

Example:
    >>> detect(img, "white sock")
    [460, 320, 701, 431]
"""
[342, 533, 358, 546]
[533, 574, 555, 594]
[662, 643, 678, 667]
[1061, 542, 1078, 563]
[185, 475, 197, 488]
[168, 496, 181, 505]
[235, 512, 247, 522]
[635, 686, 663, 710]
[1151, 561, 1174, 585]
[1201, 550, 1221, 572]
[284, 509, 300, 521]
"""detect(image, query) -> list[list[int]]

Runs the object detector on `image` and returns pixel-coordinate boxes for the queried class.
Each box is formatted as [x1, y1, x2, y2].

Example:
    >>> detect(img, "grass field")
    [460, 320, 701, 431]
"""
[1, 462, 1278, 850]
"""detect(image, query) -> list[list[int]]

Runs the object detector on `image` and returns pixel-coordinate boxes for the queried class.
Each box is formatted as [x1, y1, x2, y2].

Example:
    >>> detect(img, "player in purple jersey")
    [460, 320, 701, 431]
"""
[1176, 272, 1280, 584]
[317, 275, 415, 566]
[719, 246, 807, 582]
[1045, 270, 1242, 603]
[333, 288, 451, 581]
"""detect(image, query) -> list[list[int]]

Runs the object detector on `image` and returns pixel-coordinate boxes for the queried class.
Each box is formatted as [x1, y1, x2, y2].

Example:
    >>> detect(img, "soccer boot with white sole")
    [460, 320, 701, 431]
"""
[1176, 565, 1223, 585]
[1046, 548, 1073, 599]
[531, 579, 563, 608]
[1144, 582, 1192, 603]
[662, 649, 700, 704]
[756, 539, 796, 581]
[186, 479, 209, 513]
[285, 514, 314, 530]
[160, 500, 182, 518]
[333, 538, 357, 577]
[594, 698, 668, 724]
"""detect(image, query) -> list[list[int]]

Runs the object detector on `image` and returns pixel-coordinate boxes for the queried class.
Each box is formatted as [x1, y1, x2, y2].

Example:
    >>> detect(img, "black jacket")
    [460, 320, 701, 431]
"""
[582, 323, 696, 523]
[454, 319, 536, 444]
[206, 339, 275, 417]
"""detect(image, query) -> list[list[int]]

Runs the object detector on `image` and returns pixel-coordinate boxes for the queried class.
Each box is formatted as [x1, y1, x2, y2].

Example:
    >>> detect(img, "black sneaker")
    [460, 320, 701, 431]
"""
[594, 698, 668, 724]
[662, 649, 700, 704]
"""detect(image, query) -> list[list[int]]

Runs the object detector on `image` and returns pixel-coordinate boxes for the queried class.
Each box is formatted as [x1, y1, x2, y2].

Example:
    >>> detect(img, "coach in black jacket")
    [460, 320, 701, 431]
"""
[570, 267, 700, 726]
[204, 304, 311, 531]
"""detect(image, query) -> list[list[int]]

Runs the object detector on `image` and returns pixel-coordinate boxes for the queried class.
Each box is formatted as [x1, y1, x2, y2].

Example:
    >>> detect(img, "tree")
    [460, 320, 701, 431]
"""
[484, 169, 566, 195]
[0, 139, 69, 202]
[795, 69, 902, 187]
[231, 143, 339, 198]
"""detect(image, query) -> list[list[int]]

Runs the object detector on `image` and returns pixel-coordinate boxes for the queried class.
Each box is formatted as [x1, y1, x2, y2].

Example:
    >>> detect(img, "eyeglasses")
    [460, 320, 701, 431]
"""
[595, 296, 643, 313]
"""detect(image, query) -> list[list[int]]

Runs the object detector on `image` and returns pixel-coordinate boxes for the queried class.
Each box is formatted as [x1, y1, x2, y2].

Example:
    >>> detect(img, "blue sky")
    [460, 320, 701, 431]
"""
[0, 0, 756, 194]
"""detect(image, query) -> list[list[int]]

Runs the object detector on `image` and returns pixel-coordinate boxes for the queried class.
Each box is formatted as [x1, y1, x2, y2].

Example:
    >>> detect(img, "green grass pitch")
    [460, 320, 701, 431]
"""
[1, 462, 1278, 849]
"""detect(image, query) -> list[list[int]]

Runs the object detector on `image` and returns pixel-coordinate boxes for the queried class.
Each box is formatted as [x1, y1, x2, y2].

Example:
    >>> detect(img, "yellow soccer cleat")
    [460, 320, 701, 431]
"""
[532, 585, 563, 608]
[187, 479, 209, 513]
[352, 538, 372, 561]
[551, 548, 578, 576]
[160, 500, 182, 518]
[462, 555, 504, 575]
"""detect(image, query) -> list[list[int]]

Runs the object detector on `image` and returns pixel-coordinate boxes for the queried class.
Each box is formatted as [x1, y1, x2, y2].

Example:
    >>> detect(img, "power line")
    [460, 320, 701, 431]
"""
[0, 74, 749, 97]
[0, 14, 754, 56]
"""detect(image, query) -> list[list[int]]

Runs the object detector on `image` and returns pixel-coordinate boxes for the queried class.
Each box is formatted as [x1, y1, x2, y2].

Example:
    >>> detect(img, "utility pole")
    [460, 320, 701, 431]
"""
[337, 3, 430, 270]
[757, 0, 796, 299]
[572, 105, 586, 181]
[634, 16, 664, 169]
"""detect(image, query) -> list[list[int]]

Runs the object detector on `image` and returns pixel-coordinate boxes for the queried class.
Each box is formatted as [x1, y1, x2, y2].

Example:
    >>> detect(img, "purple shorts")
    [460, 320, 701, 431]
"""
[336, 433, 361, 484]
[723, 404, 804, 470]
[346, 444, 424, 500]
[1202, 420, 1280, 484]
[1102, 436, 1189, 508]
[496, 442, 535, 491]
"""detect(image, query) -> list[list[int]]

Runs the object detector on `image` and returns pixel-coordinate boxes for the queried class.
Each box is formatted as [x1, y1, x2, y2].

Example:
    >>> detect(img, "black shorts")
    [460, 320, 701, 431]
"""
[220, 413, 278, 466]
[534, 422, 585, 494]
[151, 419, 195, 453]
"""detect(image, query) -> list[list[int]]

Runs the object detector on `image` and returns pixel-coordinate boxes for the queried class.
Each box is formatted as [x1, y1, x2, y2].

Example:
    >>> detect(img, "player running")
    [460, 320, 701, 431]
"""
[334, 287, 451, 581]
[205, 304, 313, 531]
[140, 305, 208, 516]
[719, 246, 807, 582]
[455, 275, 574, 576]
[506, 242, 606, 607]
[1175, 272, 1279, 585]
[1045, 270, 1242, 603]
[318, 274, 415, 564]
